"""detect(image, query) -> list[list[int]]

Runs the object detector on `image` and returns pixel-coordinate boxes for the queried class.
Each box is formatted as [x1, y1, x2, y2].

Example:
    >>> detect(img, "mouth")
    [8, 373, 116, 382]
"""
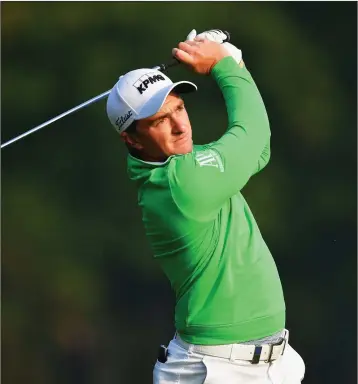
[174, 134, 191, 143]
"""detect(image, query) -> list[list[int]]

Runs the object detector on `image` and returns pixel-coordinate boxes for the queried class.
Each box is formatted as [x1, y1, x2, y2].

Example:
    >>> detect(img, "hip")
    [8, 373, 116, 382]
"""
[153, 329, 305, 384]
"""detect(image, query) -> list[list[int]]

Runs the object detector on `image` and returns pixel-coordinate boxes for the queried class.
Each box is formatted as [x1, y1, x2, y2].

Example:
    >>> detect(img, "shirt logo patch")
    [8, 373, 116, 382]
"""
[195, 149, 224, 172]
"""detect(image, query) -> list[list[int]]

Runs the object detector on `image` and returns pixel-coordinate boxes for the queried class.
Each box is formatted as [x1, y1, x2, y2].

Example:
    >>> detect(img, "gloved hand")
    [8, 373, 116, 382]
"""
[186, 29, 243, 65]
[186, 29, 229, 44]
[173, 39, 231, 75]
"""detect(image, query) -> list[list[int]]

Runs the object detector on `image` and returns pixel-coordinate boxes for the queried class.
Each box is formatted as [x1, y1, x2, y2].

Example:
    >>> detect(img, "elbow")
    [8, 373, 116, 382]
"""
[262, 144, 271, 167]
[265, 150, 271, 166]
[263, 112, 271, 137]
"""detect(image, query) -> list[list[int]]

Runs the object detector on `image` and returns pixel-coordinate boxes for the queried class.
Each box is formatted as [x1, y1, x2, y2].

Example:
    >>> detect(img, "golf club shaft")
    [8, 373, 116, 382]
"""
[0, 61, 178, 149]
[1, 89, 112, 149]
[1, 30, 230, 150]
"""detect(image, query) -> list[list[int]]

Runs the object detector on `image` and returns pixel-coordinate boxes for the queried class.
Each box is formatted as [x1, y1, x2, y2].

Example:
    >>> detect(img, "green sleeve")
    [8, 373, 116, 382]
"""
[169, 56, 271, 221]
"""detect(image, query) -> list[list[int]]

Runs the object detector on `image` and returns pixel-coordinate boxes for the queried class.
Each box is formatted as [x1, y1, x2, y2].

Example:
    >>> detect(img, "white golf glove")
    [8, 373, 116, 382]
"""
[186, 29, 243, 65]
[187, 29, 228, 44]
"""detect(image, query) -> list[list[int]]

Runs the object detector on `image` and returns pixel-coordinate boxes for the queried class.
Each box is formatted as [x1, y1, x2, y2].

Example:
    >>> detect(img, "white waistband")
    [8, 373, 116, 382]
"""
[175, 330, 289, 362]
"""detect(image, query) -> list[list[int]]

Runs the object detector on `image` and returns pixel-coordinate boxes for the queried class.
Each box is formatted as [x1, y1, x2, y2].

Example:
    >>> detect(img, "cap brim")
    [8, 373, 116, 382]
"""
[136, 81, 197, 120]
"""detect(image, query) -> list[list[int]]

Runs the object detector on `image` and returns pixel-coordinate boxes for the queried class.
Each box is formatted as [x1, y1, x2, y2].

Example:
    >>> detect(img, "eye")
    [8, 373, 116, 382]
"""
[153, 117, 166, 127]
[177, 104, 185, 112]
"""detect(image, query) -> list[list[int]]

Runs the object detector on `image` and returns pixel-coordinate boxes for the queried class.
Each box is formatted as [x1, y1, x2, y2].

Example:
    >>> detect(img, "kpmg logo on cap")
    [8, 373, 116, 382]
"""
[115, 110, 133, 130]
[133, 72, 166, 95]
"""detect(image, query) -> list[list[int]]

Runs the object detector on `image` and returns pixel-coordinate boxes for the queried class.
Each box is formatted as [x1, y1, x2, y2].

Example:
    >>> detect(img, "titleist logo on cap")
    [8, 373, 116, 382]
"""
[115, 110, 133, 130]
[133, 72, 166, 95]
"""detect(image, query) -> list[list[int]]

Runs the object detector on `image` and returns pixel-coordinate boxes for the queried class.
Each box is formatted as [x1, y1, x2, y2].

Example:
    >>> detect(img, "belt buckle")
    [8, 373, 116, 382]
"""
[264, 337, 287, 363]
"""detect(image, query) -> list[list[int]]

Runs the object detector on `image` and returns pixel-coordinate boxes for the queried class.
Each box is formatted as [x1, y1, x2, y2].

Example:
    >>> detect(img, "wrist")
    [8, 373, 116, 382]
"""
[208, 55, 230, 74]
[211, 56, 238, 76]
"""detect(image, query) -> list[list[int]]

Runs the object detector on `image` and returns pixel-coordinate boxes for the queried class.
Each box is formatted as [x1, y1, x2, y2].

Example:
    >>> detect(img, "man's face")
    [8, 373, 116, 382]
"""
[121, 93, 193, 161]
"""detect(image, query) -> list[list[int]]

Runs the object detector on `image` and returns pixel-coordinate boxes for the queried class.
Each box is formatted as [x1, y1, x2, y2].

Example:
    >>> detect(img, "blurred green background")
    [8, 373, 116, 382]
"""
[1, 2, 356, 384]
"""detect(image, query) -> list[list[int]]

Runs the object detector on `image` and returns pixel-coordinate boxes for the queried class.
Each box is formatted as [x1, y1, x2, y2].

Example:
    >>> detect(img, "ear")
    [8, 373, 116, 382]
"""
[120, 132, 144, 150]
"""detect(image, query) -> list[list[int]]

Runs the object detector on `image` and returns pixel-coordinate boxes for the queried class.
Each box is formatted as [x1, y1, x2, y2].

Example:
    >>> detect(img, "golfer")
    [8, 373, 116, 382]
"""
[106, 29, 305, 383]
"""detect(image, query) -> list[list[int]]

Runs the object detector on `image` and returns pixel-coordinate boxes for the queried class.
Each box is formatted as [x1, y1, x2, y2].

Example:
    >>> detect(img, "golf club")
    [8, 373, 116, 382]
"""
[0, 60, 181, 149]
[1, 31, 230, 149]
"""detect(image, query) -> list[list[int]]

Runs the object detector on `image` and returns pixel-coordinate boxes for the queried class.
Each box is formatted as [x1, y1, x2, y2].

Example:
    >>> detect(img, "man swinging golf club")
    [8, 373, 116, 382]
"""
[106, 29, 306, 384]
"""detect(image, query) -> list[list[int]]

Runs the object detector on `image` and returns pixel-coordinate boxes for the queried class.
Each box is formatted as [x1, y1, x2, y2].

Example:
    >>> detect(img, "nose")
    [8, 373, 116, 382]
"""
[171, 115, 187, 134]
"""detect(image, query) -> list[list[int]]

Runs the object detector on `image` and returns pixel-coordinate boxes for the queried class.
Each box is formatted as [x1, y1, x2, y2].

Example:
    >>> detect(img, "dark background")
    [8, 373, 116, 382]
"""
[1, 2, 357, 383]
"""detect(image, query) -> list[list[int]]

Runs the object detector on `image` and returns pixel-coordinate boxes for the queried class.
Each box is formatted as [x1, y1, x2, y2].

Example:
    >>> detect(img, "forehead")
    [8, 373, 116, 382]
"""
[162, 92, 183, 107]
[146, 93, 183, 120]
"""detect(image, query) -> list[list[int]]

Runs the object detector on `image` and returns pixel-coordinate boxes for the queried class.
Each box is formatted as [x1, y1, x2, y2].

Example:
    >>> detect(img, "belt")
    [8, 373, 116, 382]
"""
[175, 330, 288, 364]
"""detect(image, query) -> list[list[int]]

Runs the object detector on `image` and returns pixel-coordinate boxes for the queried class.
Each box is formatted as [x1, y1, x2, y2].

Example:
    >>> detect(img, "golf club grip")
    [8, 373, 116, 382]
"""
[159, 30, 231, 72]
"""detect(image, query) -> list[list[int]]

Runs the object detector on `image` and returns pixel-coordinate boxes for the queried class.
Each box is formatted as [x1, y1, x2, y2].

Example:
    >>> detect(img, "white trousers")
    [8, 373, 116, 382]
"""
[153, 332, 305, 384]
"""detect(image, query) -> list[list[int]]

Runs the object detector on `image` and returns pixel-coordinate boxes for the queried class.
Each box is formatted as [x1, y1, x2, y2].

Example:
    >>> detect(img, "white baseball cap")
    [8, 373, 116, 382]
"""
[106, 68, 197, 133]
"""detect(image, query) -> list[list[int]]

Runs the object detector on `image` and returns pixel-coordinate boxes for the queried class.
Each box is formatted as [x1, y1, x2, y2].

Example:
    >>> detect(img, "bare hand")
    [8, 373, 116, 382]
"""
[172, 38, 230, 75]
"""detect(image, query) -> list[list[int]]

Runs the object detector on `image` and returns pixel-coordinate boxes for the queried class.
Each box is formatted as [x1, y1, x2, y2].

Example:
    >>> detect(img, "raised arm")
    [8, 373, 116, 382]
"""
[170, 40, 270, 221]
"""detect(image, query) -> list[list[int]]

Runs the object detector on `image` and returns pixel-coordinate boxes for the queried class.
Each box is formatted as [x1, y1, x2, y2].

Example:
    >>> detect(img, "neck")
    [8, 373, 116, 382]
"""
[130, 149, 168, 163]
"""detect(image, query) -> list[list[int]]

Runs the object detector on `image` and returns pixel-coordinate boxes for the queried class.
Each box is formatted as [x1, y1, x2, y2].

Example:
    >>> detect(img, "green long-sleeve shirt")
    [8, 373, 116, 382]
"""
[127, 56, 285, 345]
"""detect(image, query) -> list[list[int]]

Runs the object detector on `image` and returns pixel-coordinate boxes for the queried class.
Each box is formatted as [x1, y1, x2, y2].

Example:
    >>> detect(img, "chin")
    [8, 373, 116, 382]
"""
[172, 141, 193, 156]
